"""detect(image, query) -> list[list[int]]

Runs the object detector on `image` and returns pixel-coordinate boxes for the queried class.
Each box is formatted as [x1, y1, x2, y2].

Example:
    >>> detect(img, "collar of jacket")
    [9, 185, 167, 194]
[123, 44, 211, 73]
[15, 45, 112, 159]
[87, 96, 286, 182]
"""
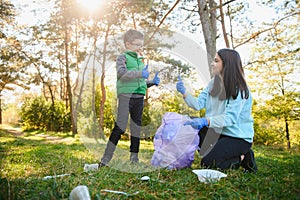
[124, 50, 138, 58]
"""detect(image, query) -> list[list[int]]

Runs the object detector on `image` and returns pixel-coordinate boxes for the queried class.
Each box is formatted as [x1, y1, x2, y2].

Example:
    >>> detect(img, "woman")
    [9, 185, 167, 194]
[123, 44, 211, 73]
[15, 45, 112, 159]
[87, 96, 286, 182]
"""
[176, 48, 257, 172]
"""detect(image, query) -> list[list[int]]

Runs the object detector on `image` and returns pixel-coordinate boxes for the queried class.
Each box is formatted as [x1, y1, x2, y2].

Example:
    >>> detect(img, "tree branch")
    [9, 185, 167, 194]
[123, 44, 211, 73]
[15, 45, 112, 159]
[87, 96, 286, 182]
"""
[209, 0, 236, 12]
[234, 12, 300, 48]
[219, 0, 230, 47]
[144, 0, 181, 46]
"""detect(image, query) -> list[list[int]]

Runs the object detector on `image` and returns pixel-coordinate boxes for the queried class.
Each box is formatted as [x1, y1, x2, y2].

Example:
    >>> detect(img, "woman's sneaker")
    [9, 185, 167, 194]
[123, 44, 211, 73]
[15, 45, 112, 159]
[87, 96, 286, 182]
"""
[241, 149, 257, 173]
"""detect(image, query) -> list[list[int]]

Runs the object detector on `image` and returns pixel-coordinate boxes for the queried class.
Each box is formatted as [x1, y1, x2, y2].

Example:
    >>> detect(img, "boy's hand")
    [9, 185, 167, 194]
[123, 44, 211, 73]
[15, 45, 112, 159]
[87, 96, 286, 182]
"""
[142, 65, 150, 79]
[176, 75, 186, 95]
[152, 72, 160, 85]
[184, 118, 208, 130]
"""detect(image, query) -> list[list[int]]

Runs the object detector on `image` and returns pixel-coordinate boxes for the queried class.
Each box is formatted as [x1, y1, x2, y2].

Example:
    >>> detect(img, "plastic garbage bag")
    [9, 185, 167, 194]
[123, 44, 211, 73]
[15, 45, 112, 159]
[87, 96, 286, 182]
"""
[151, 112, 199, 169]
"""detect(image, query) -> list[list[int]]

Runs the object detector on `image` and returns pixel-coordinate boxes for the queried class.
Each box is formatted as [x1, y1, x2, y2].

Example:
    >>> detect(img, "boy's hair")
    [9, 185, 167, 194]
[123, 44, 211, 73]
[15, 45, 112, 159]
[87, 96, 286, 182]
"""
[123, 29, 144, 44]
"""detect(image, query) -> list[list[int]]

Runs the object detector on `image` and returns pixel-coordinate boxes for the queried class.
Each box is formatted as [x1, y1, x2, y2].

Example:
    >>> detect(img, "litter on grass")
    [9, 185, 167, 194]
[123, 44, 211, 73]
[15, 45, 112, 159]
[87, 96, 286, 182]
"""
[42, 173, 71, 180]
[140, 176, 150, 181]
[101, 189, 139, 196]
[84, 163, 98, 171]
[192, 169, 227, 183]
[69, 185, 91, 200]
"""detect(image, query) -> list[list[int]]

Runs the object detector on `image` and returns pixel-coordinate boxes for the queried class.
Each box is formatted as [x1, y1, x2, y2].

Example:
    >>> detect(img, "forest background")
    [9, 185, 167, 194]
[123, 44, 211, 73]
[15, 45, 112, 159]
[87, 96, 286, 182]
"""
[1, 0, 299, 149]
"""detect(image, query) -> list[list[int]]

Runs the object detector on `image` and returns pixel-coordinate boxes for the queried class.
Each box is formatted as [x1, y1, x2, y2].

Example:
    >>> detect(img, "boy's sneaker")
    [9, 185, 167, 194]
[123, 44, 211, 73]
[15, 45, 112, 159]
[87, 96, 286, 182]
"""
[241, 149, 257, 173]
[130, 152, 139, 164]
[98, 157, 110, 168]
[98, 162, 107, 168]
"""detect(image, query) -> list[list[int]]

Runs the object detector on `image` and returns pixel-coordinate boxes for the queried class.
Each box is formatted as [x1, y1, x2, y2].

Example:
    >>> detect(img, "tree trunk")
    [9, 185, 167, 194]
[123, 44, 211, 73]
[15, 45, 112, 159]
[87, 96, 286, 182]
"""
[98, 24, 110, 133]
[197, 0, 217, 77]
[71, 19, 80, 134]
[219, 0, 230, 48]
[285, 119, 291, 149]
[64, 19, 77, 136]
[0, 93, 2, 124]
[47, 83, 55, 131]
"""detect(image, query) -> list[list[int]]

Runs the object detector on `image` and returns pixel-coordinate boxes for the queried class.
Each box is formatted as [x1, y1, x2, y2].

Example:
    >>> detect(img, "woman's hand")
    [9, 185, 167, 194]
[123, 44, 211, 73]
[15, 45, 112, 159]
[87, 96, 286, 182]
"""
[184, 118, 209, 130]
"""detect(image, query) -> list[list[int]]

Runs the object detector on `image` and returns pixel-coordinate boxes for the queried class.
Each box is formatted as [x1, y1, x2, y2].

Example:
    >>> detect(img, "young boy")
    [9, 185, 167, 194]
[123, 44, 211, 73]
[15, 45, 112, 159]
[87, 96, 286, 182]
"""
[99, 29, 160, 167]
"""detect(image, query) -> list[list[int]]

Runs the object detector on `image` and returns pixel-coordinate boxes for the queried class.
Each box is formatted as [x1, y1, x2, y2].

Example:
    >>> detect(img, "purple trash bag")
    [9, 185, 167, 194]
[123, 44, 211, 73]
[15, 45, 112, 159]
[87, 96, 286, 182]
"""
[151, 112, 200, 169]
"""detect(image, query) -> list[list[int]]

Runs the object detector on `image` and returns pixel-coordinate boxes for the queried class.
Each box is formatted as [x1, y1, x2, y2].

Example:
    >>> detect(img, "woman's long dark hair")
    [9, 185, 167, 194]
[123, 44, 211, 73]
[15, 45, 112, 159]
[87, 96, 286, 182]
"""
[210, 49, 249, 100]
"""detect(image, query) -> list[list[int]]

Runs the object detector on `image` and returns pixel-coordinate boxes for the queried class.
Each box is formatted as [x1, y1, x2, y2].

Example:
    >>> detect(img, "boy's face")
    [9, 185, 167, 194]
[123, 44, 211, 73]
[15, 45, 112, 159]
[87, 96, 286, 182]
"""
[126, 39, 144, 53]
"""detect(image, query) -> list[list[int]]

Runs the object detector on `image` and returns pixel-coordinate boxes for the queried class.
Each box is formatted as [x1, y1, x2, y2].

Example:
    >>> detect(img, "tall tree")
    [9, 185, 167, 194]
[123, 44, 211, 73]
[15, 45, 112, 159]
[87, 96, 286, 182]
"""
[0, 46, 27, 124]
[40, 0, 87, 135]
[197, 0, 217, 73]
[180, 0, 240, 76]
[0, 0, 15, 38]
[246, 0, 299, 148]
[0, 1, 27, 124]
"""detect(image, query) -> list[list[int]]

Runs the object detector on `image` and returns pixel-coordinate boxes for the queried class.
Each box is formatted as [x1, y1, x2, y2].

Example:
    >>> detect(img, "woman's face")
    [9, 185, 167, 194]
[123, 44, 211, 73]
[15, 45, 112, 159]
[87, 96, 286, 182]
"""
[211, 53, 223, 76]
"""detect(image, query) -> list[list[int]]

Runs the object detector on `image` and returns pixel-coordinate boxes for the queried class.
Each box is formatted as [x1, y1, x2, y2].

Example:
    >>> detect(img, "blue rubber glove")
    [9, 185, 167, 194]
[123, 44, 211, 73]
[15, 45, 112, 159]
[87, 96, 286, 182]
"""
[142, 65, 150, 79]
[152, 72, 160, 85]
[184, 118, 209, 130]
[176, 75, 186, 95]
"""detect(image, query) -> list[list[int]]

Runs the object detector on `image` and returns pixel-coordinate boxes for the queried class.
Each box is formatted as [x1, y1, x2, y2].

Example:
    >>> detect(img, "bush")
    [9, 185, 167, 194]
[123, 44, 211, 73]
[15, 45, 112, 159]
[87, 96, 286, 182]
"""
[253, 121, 279, 145]
[20, 96, 71, 132]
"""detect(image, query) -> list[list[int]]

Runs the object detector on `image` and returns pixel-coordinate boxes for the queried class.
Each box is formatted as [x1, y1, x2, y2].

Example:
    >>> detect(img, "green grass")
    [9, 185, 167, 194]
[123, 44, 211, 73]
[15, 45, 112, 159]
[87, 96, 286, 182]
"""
[0, 125, 299, 200]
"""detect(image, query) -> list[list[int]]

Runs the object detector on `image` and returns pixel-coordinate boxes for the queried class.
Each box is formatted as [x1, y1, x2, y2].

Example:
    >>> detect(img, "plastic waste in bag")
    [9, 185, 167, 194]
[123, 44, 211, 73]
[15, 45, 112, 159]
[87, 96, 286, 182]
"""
[151, 112, 199, 169]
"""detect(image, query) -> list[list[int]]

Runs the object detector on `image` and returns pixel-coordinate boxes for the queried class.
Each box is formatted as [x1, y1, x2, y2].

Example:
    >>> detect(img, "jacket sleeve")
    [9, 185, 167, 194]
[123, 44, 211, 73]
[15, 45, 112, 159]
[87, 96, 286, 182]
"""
[116, 54, 143, 80]
[184, 85, 209, 110]
[146, 81, 155, 88]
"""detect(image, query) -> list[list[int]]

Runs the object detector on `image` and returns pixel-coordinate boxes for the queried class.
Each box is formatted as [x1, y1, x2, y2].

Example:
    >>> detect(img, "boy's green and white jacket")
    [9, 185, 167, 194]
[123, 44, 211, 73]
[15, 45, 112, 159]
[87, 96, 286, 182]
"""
[116, 50, 147, 96]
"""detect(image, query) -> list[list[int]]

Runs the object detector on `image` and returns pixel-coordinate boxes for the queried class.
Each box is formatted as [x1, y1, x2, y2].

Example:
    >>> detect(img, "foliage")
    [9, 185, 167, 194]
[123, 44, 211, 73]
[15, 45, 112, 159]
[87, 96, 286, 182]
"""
[252, 95, 300, 147]
[253, 118, 285, 146]
[0, 1, 36, 93]
[0, 36, 29, 95]
[247, 1, 299, 96]
[0, 126, 299, 199]
[95, 84, 116, 134]
[20, 96, 71, 132]
[2, 0, 299, 149]
[0, 0, 16, 32]
[244, 0, 300, 148]
[262, 92, 300, 121]
[2, 103, 20, 124]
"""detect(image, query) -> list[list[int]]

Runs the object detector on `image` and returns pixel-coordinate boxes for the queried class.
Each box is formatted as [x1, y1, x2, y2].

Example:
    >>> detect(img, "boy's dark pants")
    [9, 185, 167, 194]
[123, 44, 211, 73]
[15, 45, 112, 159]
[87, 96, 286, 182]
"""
[101, 95, 144, 163]
[198, 127, 251, 170]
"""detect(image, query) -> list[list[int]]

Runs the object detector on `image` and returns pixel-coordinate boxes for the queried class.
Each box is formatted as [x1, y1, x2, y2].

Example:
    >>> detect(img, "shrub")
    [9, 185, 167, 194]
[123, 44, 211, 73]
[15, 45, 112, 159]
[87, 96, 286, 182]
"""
[20, 96, 71, 132]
